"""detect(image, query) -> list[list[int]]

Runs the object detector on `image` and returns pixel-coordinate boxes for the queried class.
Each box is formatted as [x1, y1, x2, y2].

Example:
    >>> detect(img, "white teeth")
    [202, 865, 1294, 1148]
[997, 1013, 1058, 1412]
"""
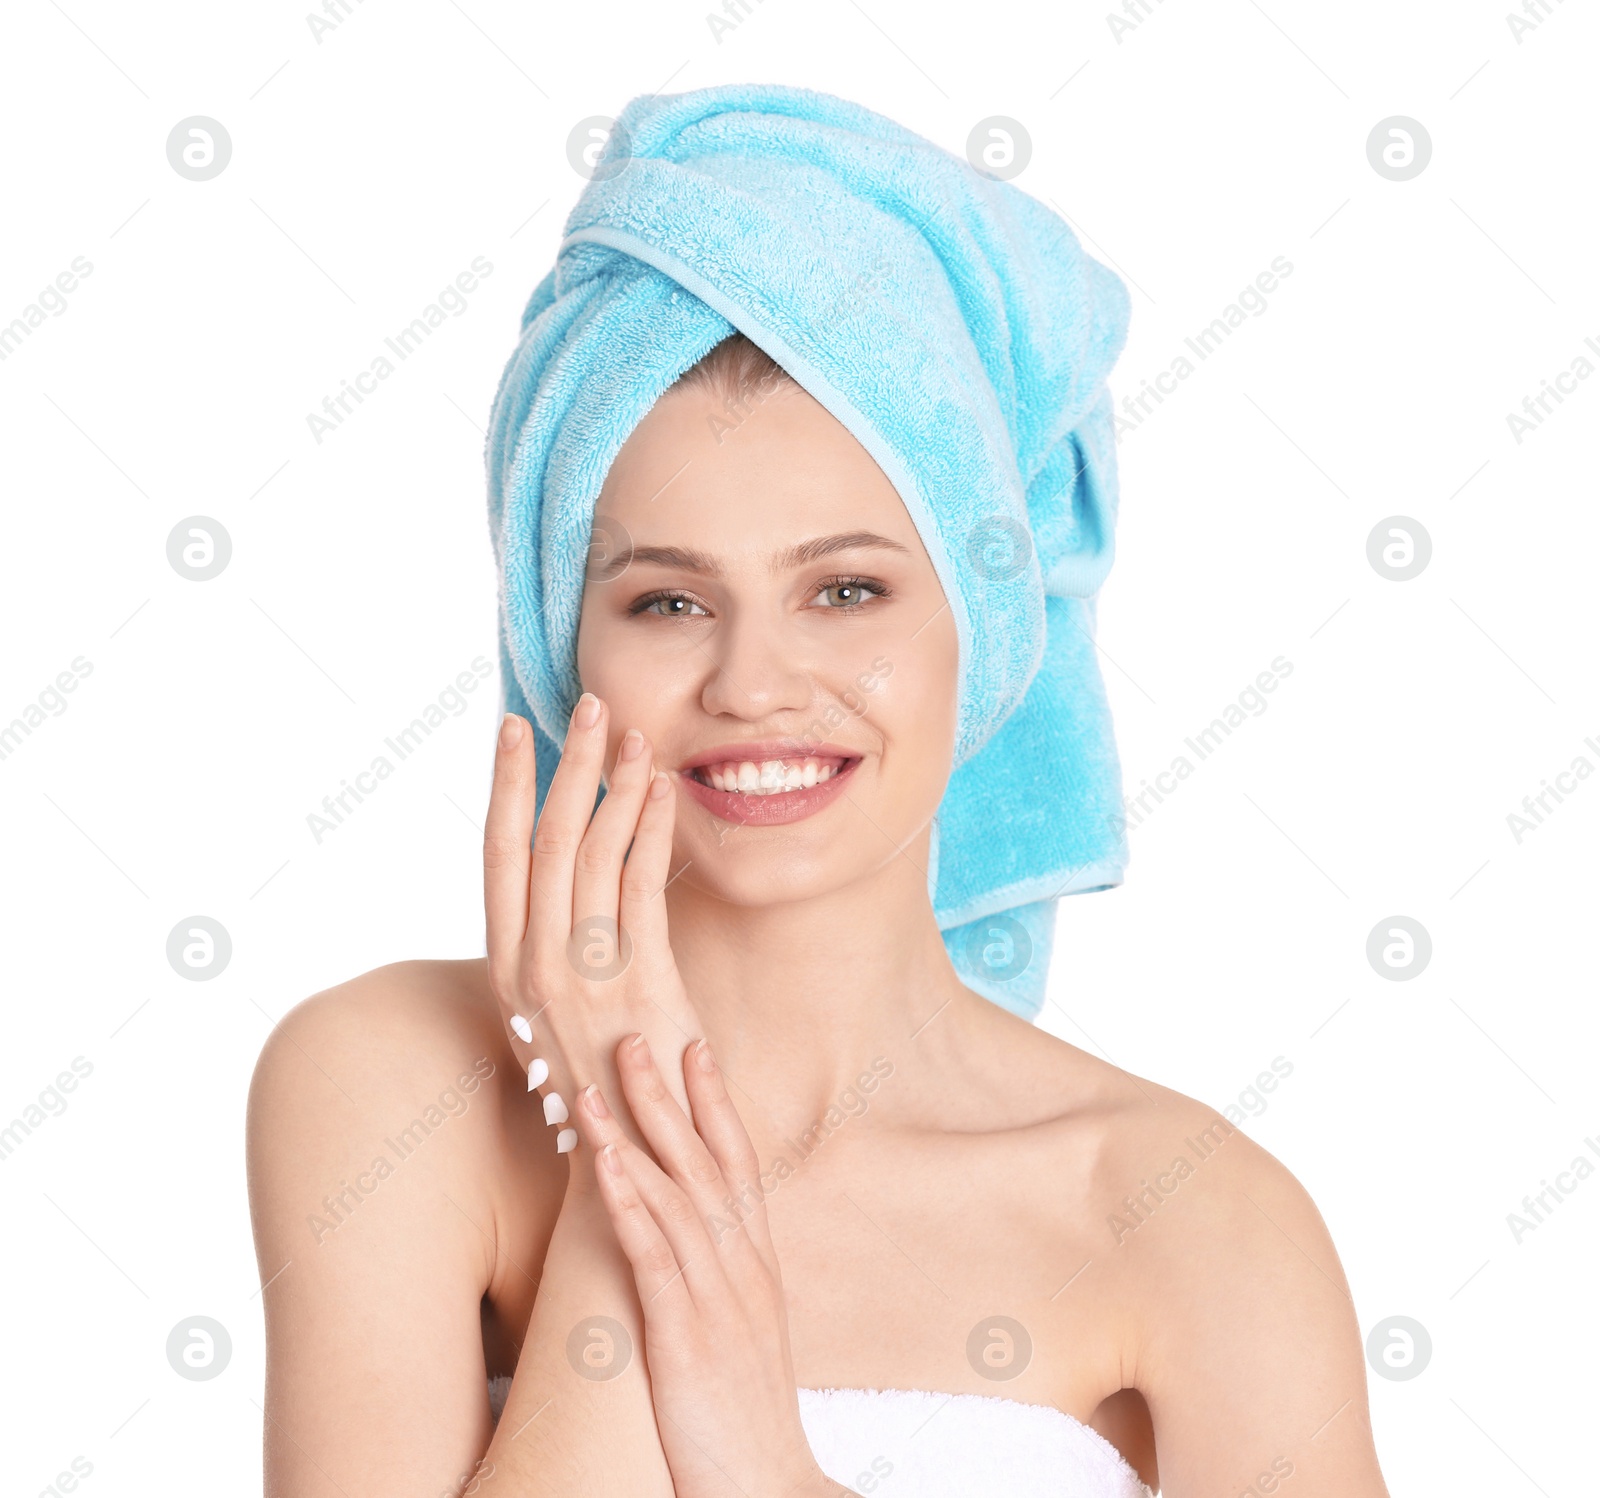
[698, 755, 848, 796]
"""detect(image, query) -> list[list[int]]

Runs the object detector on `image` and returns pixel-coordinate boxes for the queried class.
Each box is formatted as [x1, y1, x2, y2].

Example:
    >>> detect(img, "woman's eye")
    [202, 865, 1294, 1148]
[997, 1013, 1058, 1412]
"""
[810, 579, 884, 609]
[639, 594, 708, 617]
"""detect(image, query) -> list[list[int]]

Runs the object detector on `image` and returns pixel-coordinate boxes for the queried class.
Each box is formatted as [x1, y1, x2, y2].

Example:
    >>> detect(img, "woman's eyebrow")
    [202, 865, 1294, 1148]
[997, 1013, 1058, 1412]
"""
[776, 531, 912, 569]
[622, 531, 911, 578]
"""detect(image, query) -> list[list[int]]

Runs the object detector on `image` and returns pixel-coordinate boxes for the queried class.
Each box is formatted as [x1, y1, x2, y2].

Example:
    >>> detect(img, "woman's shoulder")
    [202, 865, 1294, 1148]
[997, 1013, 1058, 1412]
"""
[245, 957, 559, 1292]
[247, 957, 512, 1151]
[1012, 1031, 1362, 1392]
[252, 957, 502, 1079]
[1018, 1039, 1376, 1482]
[974, 1010, 1309, 1204]
[972, 1015, 1341, 1295]
[1053, 1051, 1326, 1268]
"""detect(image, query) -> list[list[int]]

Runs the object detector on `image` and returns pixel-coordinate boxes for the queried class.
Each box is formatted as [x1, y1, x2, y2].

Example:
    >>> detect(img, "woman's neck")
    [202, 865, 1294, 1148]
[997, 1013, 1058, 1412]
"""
[663, 840, 976, 1132]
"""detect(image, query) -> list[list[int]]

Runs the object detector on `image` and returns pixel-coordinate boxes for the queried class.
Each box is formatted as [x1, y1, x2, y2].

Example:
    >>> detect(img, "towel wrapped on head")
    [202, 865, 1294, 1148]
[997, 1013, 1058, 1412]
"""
[485, 82, 1132, 1021]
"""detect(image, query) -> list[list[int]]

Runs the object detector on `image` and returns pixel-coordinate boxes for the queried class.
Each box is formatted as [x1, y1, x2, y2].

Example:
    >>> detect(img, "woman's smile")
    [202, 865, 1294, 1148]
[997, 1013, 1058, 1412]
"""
[677, 740, 864, 826]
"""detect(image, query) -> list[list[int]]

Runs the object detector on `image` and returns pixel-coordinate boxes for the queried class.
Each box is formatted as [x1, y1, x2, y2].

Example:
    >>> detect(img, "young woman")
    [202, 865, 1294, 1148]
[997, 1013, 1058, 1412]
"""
[247, 86, 1390, 1498]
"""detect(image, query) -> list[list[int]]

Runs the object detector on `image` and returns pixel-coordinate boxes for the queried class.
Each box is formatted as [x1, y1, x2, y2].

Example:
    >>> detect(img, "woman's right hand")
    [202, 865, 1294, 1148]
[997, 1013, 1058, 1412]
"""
[483, 694, 702, 1177]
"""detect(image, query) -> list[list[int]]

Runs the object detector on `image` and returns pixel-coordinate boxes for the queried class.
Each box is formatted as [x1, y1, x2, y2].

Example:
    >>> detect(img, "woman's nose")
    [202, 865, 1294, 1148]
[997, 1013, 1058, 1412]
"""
[697, 611, 816, 721]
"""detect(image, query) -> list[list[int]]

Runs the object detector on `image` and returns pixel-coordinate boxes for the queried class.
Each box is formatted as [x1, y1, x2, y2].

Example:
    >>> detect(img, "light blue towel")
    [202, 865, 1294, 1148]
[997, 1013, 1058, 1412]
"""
[485, 82, 1131, 1021]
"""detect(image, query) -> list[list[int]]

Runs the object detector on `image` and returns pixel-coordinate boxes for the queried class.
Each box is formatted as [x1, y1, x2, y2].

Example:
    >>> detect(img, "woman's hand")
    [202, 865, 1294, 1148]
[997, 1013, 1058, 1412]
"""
[573, 1032, 853, 1498]
[484, 697, 701, 1171]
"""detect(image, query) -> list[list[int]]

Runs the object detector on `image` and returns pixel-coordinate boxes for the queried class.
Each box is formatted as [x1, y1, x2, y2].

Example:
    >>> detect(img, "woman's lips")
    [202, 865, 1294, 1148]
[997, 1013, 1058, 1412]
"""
[677, 754, 861, 827]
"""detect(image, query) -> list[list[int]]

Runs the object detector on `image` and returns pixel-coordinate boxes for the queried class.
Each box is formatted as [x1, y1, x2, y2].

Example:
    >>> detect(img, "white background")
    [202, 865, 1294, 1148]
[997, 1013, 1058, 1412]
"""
[1, 1, 1595, 1493]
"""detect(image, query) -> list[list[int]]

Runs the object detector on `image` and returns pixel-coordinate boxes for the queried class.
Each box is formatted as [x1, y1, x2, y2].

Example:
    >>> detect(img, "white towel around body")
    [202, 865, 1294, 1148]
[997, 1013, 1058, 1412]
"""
[486, 1376, 1154, 1496]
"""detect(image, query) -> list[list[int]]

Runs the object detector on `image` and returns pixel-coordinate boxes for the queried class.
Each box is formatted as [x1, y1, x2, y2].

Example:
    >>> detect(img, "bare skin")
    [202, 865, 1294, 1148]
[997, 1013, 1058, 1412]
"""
[247, 375, 1390, 1498]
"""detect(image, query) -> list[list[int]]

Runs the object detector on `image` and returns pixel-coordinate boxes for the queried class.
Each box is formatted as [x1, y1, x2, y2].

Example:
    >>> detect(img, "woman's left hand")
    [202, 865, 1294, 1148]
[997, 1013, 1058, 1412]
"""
[572, 1032, 852, 1498]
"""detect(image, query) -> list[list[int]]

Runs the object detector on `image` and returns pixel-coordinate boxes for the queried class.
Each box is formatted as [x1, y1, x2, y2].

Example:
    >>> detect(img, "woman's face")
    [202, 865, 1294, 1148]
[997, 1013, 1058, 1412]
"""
[575, 375, 960, 909]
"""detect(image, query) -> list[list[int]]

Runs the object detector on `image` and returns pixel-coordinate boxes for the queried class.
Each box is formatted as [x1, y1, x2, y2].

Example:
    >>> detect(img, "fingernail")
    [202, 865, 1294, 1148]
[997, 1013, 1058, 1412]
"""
[695, 1039, 717, 1074]
[600, 1142, 622, 1175]
[649, 771, 671, 800]
[626, 1033, 647, 1060]
[544, 1091, 569, 1126]
[510, 1015, 532, 1043]
[499, 714, 522, 750]
[619, 728, 644, 762]
[526, 1057, 549, 1091]
[583, 1084, 610, 1119]
[573, 693, 600, 730]
[557, 1128, 578, 1154]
